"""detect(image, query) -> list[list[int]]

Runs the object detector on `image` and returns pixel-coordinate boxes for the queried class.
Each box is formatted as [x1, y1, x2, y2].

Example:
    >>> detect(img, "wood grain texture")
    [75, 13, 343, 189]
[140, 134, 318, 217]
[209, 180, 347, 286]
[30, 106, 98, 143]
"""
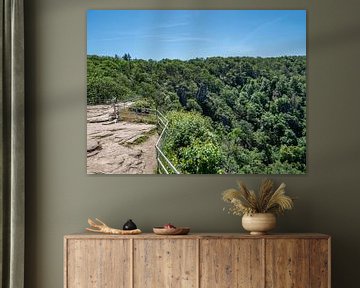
[133, 239, 197, 288]
[64, 234, 330, 288]
[66, 239, 131, 288]
[310, 239, 330, 288]
[65, 233, 330, 240]
[200, 239, 264, 288]
[265, 239, 310, 288]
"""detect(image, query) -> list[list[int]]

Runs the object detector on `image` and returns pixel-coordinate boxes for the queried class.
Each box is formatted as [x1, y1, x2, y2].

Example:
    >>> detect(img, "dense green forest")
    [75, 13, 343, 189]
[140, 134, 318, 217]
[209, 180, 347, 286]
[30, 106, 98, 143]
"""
[87, 54, 306, 174]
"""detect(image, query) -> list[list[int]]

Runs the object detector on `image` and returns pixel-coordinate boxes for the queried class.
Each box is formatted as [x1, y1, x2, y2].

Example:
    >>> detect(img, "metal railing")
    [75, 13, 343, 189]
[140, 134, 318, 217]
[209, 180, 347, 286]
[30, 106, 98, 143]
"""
[121, 104, 180, 174]
[155, 110, 180, 174]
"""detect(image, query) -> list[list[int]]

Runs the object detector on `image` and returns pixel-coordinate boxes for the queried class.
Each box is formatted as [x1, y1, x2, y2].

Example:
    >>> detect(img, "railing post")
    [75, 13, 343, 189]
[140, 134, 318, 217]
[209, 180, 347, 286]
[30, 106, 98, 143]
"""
[155, 109, 180, 175]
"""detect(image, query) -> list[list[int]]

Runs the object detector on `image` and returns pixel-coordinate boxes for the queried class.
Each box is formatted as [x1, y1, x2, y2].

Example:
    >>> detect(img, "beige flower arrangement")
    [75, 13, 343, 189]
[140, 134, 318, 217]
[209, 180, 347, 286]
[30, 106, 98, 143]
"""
[222, 179, 294, 216]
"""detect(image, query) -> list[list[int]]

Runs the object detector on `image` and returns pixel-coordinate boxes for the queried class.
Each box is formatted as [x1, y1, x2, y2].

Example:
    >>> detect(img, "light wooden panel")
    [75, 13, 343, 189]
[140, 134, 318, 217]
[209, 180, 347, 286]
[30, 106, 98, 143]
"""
[133, 239, 198, 288]
[310, 239, 330, 288]
[65, 234, 330, 288]
[265, 239, 310, 287]
[66, 239, 131, 288]
[200, 239, 264, 288]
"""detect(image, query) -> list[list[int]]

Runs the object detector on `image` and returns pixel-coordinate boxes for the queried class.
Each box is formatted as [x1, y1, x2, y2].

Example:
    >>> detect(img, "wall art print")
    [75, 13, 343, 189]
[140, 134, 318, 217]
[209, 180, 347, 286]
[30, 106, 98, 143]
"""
[87, 10, 306, 175]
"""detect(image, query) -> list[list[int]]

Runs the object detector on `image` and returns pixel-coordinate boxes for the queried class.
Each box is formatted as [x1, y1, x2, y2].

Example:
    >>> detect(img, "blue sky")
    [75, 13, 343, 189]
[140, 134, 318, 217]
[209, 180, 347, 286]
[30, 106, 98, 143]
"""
[87, 10, 306, 60]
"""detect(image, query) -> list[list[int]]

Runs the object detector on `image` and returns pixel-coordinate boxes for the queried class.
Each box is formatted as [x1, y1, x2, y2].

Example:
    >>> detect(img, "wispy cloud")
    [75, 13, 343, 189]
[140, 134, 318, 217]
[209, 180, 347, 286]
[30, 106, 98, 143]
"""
[160, 36, 212, 43]
[240, 16, 288, 44]
[88, 33, 161, 42]
[89, 32, 212, 44]
[155, 21, 189, 29]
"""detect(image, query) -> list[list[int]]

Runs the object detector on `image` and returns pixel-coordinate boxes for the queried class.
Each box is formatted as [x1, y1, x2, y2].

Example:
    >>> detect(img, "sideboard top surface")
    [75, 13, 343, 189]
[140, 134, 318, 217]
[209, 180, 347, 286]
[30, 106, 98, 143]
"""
[64, 232, 330, 240]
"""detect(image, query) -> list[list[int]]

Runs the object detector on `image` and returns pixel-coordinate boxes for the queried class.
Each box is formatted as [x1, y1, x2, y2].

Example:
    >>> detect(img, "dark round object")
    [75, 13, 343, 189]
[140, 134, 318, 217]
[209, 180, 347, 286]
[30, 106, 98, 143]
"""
[123, 219, 137, 230]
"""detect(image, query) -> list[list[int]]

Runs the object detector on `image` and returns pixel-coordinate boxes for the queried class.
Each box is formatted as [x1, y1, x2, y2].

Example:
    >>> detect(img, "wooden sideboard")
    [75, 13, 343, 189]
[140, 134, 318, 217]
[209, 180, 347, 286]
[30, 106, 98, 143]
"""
[64, 233, 330, 288]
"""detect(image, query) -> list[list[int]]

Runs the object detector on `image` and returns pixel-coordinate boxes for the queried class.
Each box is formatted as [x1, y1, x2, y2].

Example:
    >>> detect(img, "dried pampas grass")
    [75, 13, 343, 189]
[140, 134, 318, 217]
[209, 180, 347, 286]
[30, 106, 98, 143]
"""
[222, 179, 294, 216]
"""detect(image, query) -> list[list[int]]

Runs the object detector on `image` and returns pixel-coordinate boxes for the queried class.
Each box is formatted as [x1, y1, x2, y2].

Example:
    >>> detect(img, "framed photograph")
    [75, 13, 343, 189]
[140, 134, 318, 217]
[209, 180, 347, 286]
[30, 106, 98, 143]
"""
[86, 10, 306, 175]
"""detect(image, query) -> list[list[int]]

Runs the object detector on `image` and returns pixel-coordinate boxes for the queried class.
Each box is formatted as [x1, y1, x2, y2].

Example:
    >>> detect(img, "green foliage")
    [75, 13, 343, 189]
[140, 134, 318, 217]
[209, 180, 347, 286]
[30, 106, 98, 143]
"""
[131, 99, 154, 110]
[177, 141, 223, 174]
[162, 112, 223, 174]
[87, 55, 306, 174]
[164, 111, 215, 148]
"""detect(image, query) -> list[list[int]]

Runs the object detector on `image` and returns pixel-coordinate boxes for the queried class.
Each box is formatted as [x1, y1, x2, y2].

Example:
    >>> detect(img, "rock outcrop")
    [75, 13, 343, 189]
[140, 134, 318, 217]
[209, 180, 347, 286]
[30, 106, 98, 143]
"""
[87, 104, 158, 174]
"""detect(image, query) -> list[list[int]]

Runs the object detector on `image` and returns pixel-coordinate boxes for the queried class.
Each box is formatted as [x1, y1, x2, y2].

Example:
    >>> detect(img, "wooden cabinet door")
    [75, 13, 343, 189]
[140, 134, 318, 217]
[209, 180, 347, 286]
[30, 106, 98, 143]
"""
[266, 239, 310, 288]
[200, 239, 264, 288]
[265, 239, 329, 288]
[66, 239, 131, 288]
[309, 239, 330, 288]
[134, 239, 198, 288]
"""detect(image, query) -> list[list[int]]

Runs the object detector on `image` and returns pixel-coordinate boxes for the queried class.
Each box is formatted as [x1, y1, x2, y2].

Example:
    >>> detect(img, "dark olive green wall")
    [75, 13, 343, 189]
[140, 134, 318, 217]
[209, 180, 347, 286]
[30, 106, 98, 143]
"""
[24, 0, 360, 287]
